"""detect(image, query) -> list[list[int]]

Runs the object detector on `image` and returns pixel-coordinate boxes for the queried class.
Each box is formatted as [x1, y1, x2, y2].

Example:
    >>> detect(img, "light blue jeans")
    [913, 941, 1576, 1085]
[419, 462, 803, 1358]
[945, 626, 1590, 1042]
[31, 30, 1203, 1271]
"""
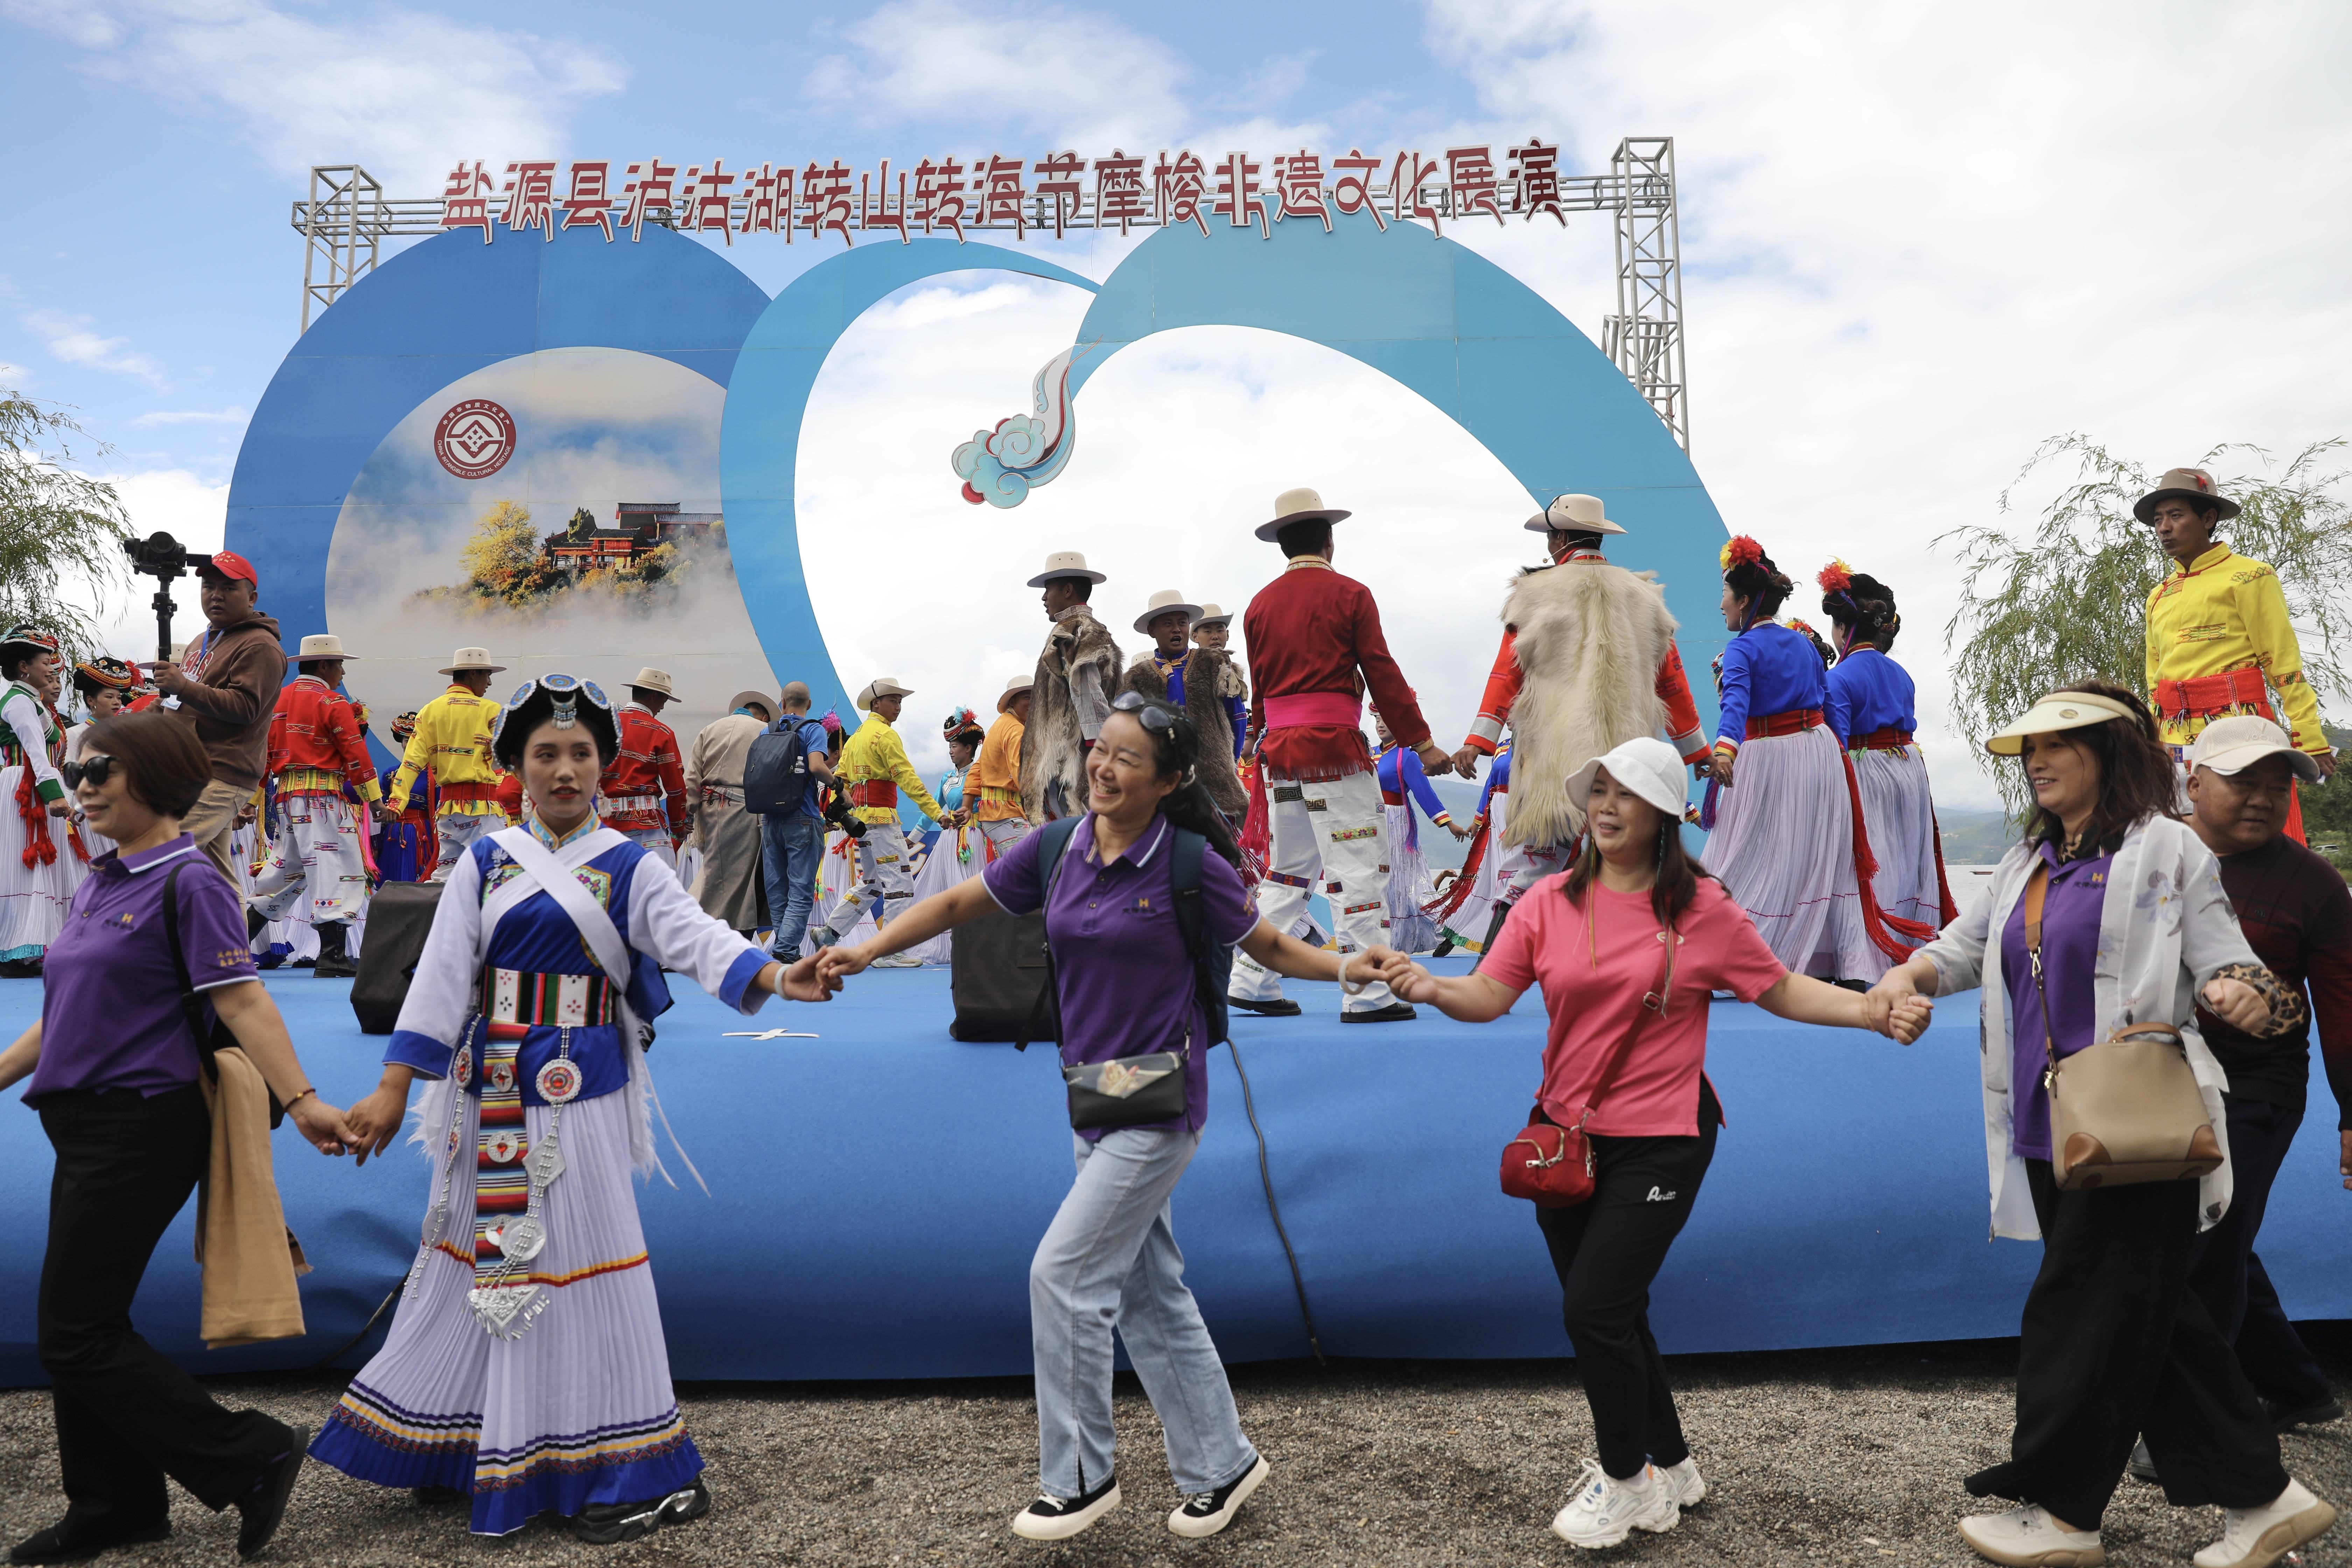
[761, 812, 825, 957]
[1030, 1127, 1258, 1499]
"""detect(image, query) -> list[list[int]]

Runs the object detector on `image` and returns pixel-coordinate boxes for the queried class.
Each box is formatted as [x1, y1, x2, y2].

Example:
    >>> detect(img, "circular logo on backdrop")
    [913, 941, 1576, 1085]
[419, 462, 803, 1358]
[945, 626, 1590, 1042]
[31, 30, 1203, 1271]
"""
[434, 399, 516, 479]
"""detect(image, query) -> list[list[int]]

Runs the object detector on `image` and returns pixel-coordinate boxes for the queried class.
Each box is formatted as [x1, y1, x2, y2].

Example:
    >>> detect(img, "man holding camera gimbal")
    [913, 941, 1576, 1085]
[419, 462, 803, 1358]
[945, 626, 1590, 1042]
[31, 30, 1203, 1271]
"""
[142, 551, 286, 887]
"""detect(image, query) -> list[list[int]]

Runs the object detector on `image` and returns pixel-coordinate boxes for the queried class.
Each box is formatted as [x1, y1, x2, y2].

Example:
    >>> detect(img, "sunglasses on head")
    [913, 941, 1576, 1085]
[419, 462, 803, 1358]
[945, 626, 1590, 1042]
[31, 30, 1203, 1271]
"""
[61, 754, 117, 790]
[1108, 690, 1177, 732]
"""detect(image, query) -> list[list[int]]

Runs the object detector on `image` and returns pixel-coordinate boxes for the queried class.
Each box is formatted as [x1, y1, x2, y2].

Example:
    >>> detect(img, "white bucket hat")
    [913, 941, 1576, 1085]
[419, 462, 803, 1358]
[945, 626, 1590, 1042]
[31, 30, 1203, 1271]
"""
[1255, 486, 1351, 542]
[1027, 550, 1107, 587]
[2187, 714, 2322, 783]
[727, 689, 775, 720]
[294, 634, 358, 662]
[438, 646, 507, 674]
[856, 676, 913, 711]
[996, 672, 1034, 714]
[1134, 589, 1204, 635]
[1985, 689, 2144, 755]
[628, 666, 675, 697]
[1192, 602, 1233, 629]
[1567, 737, 1688, 821]
[1526, 493, 1625, 536]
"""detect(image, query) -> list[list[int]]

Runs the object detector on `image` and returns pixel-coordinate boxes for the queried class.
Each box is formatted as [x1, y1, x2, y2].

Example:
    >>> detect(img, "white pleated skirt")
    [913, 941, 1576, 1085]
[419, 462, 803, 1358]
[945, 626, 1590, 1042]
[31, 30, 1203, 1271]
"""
[0, 765, 81, 959]
[1705, 724, 1875, 981]
[1849, 743, 1945, 981]
[1383, 804, 1440, 953]
[309, 1089, 701, 1536]
[903, 827, 980, 965]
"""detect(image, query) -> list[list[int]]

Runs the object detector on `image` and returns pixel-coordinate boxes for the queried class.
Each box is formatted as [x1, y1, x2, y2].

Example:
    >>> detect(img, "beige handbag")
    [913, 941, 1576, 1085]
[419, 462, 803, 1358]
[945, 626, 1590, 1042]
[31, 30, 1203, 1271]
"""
[2023, 863, 2222, 1190]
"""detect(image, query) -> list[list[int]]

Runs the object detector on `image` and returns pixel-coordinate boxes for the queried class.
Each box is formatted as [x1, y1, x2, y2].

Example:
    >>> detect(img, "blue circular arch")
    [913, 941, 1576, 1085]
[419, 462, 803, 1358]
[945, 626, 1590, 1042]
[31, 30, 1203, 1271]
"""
[1063, 219, 1730, 730]
[224, 225, 772, 652]
[719, 241, 1099, 721]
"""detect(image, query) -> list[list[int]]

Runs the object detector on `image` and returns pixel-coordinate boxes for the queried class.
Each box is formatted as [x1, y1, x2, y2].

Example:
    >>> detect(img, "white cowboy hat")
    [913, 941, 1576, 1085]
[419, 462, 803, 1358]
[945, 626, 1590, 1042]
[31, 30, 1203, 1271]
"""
[294, 633, 358, 662]
[1985, 689, 2145, 755]
[1133, 589, 1204, 635]
[438, 646, 507, 674]
[1026, 550, 1107, 587]
[727, 689, 775, 720]
[2134, 466, 2241, 524]
[1567, 736, 1688, 820]
[2187, 714, 2322, 783]
[1192, 602, 1233, 629]
[856, 676, 914, 711]
[1255, 486, 1351, 542]
[996, 672, 1034, 713]
[1526, 493, 1625, 536]
[628, 666, 676, 697]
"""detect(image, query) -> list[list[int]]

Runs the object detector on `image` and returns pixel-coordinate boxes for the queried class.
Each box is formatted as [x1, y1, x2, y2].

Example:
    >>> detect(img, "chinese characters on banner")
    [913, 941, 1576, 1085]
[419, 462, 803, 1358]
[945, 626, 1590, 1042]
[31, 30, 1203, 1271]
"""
[442, 143, 1582, 246]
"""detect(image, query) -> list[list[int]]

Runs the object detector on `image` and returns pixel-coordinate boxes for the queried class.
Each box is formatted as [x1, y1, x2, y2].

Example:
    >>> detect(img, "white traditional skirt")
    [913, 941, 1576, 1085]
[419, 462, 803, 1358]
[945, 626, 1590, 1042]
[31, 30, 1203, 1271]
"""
[902, 826, 979, 965]
[1705, 723, 1874, 980]
[0, 766, 81, 960]
[1434, 792, 1507, 954]
[1382, 804, 1441, 954]
[1849, 741, 1944, 982]
[310, 1088, 700, 1536]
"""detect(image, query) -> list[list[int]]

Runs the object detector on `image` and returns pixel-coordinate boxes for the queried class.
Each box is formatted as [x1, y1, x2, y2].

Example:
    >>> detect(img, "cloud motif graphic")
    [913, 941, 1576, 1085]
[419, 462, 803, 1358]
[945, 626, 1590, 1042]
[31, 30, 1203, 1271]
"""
[952, 344, 1087, 508]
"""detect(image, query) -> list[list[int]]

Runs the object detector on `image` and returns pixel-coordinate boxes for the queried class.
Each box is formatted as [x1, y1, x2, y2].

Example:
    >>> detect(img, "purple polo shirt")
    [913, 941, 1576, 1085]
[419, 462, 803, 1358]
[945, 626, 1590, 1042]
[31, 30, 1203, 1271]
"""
[982, 814, 1258, 1140]
[2001, 841, 2114, 1160]
[23, 835, 257, 1105]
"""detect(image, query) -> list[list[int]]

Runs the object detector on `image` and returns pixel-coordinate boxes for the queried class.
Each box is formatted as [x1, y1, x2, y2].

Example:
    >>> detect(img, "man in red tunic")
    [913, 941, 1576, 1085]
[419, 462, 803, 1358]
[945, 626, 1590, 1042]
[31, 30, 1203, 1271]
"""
[247, 633, 381, 978]
[1233, 488, 1452, 1022]
[600, 666, 691, 869]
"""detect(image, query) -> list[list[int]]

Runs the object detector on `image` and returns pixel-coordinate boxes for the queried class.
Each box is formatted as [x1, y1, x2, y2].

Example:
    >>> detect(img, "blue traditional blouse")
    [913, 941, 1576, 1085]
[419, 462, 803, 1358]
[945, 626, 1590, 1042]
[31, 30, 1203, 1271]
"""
[1715, 623, 1832, 746]
[1825, 645, 1917, 748]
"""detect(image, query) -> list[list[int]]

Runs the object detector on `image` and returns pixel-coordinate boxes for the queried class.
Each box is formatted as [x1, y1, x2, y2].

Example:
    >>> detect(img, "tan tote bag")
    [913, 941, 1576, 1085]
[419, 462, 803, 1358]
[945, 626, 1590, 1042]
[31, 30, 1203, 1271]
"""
[2023, 863, 2222, 1190]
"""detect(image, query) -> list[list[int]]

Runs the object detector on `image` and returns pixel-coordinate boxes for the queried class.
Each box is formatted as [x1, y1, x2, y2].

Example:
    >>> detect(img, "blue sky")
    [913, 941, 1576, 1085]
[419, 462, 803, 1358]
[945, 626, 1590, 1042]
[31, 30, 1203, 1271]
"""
[4, 0, 2350, 805]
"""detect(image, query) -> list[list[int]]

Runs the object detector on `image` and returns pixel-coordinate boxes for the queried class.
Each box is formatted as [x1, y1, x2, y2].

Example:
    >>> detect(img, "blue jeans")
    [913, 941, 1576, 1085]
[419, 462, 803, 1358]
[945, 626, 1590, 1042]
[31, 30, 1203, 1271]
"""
[761, 813, 825, 958]
[1030, 1127, 1257, 1499]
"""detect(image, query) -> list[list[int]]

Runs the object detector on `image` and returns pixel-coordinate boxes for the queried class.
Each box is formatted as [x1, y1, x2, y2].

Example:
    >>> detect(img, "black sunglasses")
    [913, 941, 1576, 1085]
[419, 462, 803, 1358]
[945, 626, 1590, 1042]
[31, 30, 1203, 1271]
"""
[61, 754, 118, 790]
[1107, 690, 1177, 732]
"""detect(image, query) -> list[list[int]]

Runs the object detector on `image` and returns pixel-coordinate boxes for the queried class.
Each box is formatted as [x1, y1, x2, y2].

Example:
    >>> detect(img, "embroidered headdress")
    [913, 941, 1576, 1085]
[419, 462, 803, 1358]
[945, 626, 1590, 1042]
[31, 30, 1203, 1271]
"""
[490, 673, 618, 770]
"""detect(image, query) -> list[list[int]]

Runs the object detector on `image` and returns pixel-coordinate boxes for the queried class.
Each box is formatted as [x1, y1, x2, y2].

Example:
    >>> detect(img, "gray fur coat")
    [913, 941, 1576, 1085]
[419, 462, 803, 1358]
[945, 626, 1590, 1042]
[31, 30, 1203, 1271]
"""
[1022, 611, 1122, 820]
[1116, 646, 1247, 817]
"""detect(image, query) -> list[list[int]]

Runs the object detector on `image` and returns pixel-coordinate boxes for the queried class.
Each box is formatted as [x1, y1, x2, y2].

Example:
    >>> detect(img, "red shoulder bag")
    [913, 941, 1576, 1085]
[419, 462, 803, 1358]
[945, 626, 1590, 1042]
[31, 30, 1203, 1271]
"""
[1499, 917, 1678, 1208]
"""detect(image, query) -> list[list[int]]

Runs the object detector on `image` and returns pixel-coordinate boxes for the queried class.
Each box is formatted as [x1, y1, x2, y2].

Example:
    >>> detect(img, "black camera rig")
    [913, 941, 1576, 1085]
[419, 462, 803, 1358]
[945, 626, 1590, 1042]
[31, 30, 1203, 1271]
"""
[121, 531, 216, 664]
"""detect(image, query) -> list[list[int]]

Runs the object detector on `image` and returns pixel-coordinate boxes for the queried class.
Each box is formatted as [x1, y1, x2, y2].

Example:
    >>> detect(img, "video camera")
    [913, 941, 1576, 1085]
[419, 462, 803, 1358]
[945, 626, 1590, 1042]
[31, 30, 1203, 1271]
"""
[120, 531, 216, 663]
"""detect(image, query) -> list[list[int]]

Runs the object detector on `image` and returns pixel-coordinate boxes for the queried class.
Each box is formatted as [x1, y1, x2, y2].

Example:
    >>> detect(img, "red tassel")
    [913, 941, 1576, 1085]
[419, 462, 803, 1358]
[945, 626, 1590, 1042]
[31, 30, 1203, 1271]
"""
[14, 767, 55, 870]
[1841, 749, 1939, 961]
[1238, 761, 1272, 883]
[1425, 812, 1492, 924]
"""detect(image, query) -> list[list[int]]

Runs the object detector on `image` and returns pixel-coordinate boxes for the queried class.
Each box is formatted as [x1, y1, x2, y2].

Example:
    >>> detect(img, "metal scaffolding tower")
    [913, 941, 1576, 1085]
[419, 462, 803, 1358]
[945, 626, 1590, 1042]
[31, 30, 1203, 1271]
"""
[289, 167, 443, 332]
[1600, 137, 1690, 455]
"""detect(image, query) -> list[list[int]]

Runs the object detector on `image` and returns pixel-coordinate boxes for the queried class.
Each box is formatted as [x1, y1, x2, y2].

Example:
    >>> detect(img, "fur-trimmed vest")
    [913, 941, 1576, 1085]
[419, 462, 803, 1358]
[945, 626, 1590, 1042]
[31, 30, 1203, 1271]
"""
[1500, 561, 1680, 847]
[1116, 647, 1247, 817]
[1021, 611, 1122, 820]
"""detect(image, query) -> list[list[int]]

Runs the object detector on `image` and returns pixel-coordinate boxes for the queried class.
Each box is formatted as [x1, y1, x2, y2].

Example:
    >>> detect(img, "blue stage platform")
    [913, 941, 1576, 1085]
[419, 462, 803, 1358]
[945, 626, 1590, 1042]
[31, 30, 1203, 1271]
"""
[1, 963, 2344, 1388]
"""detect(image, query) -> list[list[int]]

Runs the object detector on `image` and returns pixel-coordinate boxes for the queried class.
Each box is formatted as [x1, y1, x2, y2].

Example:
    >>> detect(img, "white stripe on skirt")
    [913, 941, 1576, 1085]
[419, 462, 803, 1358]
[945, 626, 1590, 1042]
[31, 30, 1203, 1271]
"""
[1706, 724, 1875, 981]
[1383, 803, 1440, 954]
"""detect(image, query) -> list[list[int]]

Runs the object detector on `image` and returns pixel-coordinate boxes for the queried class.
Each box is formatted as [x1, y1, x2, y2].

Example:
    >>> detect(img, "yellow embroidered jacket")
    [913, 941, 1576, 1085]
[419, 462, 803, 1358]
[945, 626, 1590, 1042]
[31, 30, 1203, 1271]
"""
[836, 715, 944, 826]
[2143, 545, 2328, 755]
[385, 685, 508, 818]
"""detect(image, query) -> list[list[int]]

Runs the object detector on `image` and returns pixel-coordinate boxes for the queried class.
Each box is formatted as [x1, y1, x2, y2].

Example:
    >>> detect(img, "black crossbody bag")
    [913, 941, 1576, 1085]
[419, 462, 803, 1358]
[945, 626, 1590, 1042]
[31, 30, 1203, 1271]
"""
[1014, 817, 1229, 1131]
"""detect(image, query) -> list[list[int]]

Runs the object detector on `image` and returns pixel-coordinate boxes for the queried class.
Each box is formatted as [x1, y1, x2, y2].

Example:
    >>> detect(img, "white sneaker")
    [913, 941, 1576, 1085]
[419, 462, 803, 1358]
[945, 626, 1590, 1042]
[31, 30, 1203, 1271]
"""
[1550, 1460, 1679, 1548]
[1009, 1476, 1120, 1541]
[2192, 1478, 2337, 1568]
[1956, 1504, 2105, 1566]
[1167, 1454, 1269, 1538]
[1658, 1456, 1707, 1508]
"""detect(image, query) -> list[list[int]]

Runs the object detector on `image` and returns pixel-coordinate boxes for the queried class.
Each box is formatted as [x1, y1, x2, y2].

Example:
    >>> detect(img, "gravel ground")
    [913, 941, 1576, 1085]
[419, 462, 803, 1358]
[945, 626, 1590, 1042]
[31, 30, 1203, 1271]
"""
[2, 1330, 2346, 1567]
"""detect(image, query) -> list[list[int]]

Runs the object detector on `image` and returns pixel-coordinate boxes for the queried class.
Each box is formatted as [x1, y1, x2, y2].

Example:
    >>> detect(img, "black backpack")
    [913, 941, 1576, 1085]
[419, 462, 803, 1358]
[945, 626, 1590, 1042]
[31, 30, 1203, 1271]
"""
[743, 715, 813, 816]
[1016, 816, 1233, 1050]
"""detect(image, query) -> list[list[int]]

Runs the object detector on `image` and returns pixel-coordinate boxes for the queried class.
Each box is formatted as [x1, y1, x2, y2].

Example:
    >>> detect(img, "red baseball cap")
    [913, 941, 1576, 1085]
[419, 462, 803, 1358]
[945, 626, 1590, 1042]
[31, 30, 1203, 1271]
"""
[200, 550, 258, 585]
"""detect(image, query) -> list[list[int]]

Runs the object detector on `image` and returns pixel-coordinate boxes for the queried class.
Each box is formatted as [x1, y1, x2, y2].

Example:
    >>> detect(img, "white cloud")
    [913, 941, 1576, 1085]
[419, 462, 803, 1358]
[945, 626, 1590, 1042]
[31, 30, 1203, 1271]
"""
[16, 0, 625, 191]
[54, 468, 229, 660]
[0, 361, 28, 388]
[806, 0, 1190, 148]
[132, 406, 248, 426]
[24, 310, 168, 391]
[1423, 0, 2352, 808]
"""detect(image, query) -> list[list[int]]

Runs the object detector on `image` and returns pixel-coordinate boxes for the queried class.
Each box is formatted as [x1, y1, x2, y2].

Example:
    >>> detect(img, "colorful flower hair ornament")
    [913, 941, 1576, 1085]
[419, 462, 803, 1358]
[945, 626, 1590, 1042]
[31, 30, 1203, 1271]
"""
[1719, 535, 1766, 572]
[1816, 559, 1855, 595]
[941, 707, 980, 740]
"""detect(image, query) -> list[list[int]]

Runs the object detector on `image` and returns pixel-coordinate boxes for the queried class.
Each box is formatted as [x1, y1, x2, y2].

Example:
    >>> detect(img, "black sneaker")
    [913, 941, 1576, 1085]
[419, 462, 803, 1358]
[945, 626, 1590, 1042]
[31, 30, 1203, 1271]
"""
[569, 1477, 709, 1545]
[9, 1516, 170, 1564]
[1227, 996, 1302, 1017]
[1010, 1474, 1120, 1541]
[234, 1425, 309, 1561]
[1168, 1455, 1269, 1538]
[2268, 1395, 2345, 1433]
[1339, 1002, 1416, 1023]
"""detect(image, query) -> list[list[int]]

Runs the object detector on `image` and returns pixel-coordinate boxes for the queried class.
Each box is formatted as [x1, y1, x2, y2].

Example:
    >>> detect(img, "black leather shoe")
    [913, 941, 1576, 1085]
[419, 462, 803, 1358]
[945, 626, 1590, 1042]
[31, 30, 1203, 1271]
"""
[234, 1426, 309, 1560]
[2268, 1395, 2345, 1432]
[1339, 1002, 1417, 1023]
[10, 1517, 170, 1564]
[1227, 996, 1302, 1017]
[570, 1478, 710, 1545]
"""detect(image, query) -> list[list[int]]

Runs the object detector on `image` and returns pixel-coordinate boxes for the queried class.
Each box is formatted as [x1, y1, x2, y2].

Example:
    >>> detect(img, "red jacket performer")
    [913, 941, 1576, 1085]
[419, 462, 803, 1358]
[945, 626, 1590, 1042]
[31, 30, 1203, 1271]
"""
[600, 666, 691, 869]
[1231, 487, 1451, 1023]
[1447, 495, 1710, 946]
[248, 633, 381, 978]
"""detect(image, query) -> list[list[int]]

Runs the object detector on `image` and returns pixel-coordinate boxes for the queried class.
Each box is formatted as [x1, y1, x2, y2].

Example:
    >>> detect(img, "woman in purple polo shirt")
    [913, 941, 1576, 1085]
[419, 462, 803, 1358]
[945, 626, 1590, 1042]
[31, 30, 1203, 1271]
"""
[1872, 682, 2336, 1568]
[822, 691, 1392, 1544]
[0, 709, 356, 1565]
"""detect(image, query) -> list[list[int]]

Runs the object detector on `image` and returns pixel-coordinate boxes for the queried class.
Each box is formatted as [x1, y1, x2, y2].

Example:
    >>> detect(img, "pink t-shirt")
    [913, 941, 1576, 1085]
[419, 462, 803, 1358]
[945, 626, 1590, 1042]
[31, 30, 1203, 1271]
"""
[1480, 874, 1787, 1137]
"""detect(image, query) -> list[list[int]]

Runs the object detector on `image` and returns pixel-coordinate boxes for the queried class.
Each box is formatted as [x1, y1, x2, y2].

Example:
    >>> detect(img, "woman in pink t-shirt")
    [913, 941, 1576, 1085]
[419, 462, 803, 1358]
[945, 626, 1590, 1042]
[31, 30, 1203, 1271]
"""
[1390, 737, 1930, 1550]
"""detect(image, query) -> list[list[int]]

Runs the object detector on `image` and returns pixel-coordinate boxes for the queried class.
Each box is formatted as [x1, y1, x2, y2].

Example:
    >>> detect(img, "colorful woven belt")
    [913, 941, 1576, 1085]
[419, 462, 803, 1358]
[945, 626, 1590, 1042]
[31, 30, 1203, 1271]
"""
[1744, 707, 1825, 740]
[1856, 727, 1916, 750]
[848, 779, 898, 808]
[2154, 665, 2273, 721]
[477, 967, 616, 1028]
